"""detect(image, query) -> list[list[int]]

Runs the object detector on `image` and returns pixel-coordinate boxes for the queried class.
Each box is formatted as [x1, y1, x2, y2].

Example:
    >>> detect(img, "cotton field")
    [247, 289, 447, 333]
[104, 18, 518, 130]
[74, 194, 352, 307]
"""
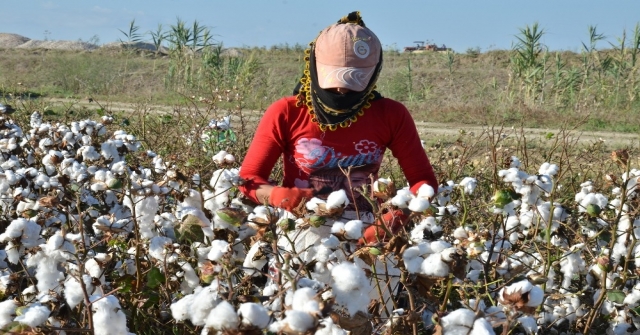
[1, 110, 640, 335]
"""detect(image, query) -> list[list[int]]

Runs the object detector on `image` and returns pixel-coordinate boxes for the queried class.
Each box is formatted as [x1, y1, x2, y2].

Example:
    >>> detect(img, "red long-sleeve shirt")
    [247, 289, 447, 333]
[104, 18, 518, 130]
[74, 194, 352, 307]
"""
[239, 96, 438, 206]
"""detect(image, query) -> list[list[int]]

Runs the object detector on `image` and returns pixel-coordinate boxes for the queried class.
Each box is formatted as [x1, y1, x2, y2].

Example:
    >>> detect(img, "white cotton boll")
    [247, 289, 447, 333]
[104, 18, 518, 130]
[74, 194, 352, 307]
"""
[459, 177, 477, 194]
[331, 221, 345, 235]
[284, 310, 316, 332]
[80, 145, 101, 161]
[64, 274, 94, 309]
[212, 150, 229, 164]
[416, 183, 435, 199]
[179, 262, 200, 294]
[101, 141, 119, 160]
[322, 235, 340, 249]
[403, 251, 425, 274]
[243, 242, 268, 276]
[209, 168, 236, 190]
[149, 236, 177, 263]
[430, 240, 452, 253]
[343, 220, 363, 240]
[223, 153, 235, 164]
[624, 288, 640, 307]
[207, 240, 230, 262]
[315, 317, 347, 335]
[331, 262, 366, 292]
[0, 218, 43, 248]
[517, 316, 538, 334]
[292, 287, 319, 313]
[373, 177, 392, 193]
[539, 162, 559, 176]
[441, 308, 476, 329]
[5, 242, 20, 264]
[205, 300, 239, 330]
[391, 189, 413, 208]
[189, 284, 220, 326]
[171, 293, 196, 321]
[330, 262, 371, 316]
[408, 197, 431, 213]
[83, 259, 103, 279]
[111, 161, 127, 175]
[15, 303, 51, 327]
[410, 217, 437, 242]
[90, 182, 108, 192]
[91, 295, 133, 335]
[469, 317, 495, 335]
[326, 190, 349, 209]
[0, 299, 17, 328]
[306, 197, 326, 211]
[238, 302, 271, 329]
[526, 286, 544, 307]
[421, 253, 449, 277]
[453, 226, 469, 239]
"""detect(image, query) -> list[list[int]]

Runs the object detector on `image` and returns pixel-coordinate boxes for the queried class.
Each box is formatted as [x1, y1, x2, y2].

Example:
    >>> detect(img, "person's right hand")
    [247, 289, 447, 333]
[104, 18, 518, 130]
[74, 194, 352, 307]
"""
[269, 186, 315, 212]
[360, 209, 408, 245]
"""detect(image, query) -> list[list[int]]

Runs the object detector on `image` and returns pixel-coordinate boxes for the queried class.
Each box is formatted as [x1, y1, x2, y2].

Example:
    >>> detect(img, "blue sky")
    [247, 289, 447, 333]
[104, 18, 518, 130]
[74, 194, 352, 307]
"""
[5, 1, 640, 52]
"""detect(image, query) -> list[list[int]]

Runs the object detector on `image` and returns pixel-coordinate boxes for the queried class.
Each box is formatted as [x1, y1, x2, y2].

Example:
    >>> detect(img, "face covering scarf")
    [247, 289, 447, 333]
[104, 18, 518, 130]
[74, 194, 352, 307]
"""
[294, 12, 383, 131]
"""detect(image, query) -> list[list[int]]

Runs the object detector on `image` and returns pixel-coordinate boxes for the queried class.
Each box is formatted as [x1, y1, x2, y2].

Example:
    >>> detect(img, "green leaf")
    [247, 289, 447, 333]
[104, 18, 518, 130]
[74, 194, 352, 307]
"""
[598, 231, 611, 244]
[115, 274, 136, 293]
[607, 289, 625, 304]
[146, 267, 165, 289]
[161, 115, 172, 124]
[142, 290, 160, 308]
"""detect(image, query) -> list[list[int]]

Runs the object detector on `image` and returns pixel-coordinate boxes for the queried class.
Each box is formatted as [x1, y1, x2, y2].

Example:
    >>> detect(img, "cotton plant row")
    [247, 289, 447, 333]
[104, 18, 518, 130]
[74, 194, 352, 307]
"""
[0, 111, 638, 334]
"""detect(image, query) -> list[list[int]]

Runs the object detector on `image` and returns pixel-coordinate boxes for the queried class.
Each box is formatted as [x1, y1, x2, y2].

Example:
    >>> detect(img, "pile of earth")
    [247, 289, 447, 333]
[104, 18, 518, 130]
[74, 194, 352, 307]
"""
[0, 32, 160, 51]
[0, 32, 244, 56]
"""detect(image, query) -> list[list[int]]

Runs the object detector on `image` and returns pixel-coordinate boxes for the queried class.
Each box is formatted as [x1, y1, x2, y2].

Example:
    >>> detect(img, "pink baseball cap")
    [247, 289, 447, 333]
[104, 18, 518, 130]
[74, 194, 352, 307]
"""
[315, 23, 381, 92]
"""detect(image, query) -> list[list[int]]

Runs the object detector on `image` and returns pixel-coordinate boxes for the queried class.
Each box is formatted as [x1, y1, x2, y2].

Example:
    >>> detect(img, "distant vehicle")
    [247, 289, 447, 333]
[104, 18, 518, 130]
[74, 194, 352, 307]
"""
[403, 41, 451, 53]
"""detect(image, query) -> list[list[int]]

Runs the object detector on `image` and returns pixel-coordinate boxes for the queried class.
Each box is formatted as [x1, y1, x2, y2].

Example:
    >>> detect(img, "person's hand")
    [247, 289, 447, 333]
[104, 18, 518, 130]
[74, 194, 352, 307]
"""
[360, 209, 408, 245]
[269, 186, 315, 212]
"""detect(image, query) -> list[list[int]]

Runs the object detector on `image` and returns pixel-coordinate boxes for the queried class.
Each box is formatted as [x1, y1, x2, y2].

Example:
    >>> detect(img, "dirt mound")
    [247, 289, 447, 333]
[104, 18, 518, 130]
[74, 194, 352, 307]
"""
[0, 33, 31, 48]
[16, 40, 99, 51]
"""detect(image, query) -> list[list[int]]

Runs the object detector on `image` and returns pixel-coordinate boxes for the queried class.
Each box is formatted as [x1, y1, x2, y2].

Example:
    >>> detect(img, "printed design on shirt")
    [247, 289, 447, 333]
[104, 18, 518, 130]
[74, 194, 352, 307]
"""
[355, 139, 377, 154]
[294, 138, 383, 175]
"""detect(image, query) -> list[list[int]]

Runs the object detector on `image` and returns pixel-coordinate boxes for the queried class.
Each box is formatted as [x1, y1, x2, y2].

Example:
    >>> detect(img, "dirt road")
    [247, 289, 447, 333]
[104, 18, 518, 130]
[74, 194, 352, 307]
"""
[41, 97, 640, 149]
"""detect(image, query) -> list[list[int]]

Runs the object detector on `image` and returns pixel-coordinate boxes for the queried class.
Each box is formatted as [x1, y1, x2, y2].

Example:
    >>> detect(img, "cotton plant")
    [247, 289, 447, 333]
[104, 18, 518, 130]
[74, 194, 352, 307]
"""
[331, 219, 364, 241]
[557, 243, 587, 289]
[495, 161, 558, 213]
[539, 291, 587, 329]
[329, 262, 372, 317]
[212, 149, 236, 165]
[401, 239, 464, 279]
[435, 307, 496, 335]
[204, 167, 243, 229]
[269, 286, 326, 334]
[306, 189, 350, 216]
[497, 279, 544, 314]
[91, 294, 134, 335]
[410, 216, 444, 242]
[3, 108, 640, 334]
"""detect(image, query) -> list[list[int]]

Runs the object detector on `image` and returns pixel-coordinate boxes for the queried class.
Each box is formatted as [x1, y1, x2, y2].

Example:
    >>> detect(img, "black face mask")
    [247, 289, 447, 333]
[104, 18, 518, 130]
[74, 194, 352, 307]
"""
[292, 46, 383, 129]
[293, 11, 384, 130]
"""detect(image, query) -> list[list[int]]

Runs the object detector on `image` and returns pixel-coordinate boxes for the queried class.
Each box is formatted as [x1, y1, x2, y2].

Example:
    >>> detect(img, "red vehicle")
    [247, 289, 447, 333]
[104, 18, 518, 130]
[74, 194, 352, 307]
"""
[403, 41, 451, 53]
